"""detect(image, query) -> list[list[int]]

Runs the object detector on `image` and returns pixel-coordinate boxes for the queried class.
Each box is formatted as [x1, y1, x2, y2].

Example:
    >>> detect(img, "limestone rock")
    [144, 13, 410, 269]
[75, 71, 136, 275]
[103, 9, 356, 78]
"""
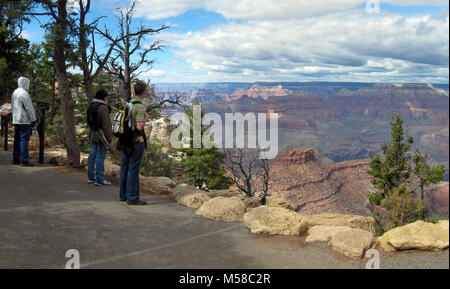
[306, 225, 353, 243]
[265, 196, 294, 210]
[140, 176, 177, 196]
[196, 196, 246, 222]
[206, 189, 241, 199]
[243, 206, 308, 236]
[80, 157, 89, 167]
[48, 155, 67, 166]
[178, 193, 210, 209]
[174, 184, 206, 201]
[145, 116, 178, 149]
[329, 228, 375, 259]
[104, 164, 121, 181]
[241, 196, 262, 208]
[379, 220, 449, 252]
[304, 214, 376, 234]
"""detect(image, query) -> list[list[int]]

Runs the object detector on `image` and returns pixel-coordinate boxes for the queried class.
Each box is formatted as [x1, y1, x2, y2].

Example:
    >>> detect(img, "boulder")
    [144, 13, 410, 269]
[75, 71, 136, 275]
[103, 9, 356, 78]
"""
[379, 220, 449, 252]
[306, 225, 353, 243]
[241, 196, 262, 208]
[243, 206, 308, 236]
[329, 228, 375, 259]
[173, 184, 205, 201]
[104, 164, 121, 181]
[206, 189, 241, 199]
[196, 196, 246, 222]
[265, 196, 294, 210]
[48, 155, 67, 166]
[80, 157, 89, 167]
[178, 193, 210, 209]
[241, 196, 293, 210]
[303, 214, 376, 234]
[145, 116, 179, 149]
[140, 176, 177, 196]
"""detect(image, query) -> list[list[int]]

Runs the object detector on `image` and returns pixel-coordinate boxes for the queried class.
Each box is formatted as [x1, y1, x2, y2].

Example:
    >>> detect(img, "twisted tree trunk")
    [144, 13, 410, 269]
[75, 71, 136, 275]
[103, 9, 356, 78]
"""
[54, 0, 80, 166]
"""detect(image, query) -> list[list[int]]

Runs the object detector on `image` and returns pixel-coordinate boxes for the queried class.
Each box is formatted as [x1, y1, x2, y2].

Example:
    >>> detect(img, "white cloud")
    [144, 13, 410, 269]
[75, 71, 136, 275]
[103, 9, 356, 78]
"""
[153, 9, 448, 83]
[131, 0, 448, 20]
[21, 30, 33, 40]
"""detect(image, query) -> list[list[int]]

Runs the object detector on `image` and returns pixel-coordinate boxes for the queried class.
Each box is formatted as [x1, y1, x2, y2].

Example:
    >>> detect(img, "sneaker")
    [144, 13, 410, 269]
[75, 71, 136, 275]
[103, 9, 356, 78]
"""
[12, 159, 21, 165]
[120, 198, 127, 202]
[87, 179, 95, 184]
[127, 200, 147, 206]
[95, 180, 112, 186]
[21, 162, 34, 167]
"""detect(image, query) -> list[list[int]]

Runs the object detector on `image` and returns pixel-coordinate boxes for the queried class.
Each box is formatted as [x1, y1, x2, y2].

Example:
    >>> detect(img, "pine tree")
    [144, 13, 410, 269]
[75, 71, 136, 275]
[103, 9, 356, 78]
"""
[368, 113, 414, 197]
[0, 1, 32, 103]
[179, 102, 232, 190]
[412, 150, 445, 200]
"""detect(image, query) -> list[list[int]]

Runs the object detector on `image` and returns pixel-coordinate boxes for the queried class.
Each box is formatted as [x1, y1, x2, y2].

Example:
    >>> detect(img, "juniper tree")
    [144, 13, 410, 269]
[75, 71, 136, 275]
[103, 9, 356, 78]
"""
[368, 113, 414, 198]
[0, 1, 32, 103]
[179, 102, 232, 191]
[412, 150, 445, 200]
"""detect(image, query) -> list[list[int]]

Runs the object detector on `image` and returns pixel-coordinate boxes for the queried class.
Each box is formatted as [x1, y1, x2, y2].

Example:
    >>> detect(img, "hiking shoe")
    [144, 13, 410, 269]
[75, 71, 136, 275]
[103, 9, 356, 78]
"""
[95, 180, 112, 186]
[88, 179, 95, 184]
[21, 162, 34, 167]
[127, 200, 147, 206]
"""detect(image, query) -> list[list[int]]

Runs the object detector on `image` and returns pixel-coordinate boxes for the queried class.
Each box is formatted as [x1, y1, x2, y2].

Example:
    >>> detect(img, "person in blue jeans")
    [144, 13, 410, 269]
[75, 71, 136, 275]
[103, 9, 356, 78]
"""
[119, 81, 148, 205]
[87, 90, 113, 186]
[11, 77, 37, 167]
[13, 124, 32, 165]
[88, 142, 108, 185]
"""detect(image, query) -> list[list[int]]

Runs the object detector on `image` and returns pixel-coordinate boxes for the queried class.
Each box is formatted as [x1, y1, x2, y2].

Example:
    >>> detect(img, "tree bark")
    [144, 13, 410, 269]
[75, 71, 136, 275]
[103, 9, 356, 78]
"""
[54, 0, 80, 166]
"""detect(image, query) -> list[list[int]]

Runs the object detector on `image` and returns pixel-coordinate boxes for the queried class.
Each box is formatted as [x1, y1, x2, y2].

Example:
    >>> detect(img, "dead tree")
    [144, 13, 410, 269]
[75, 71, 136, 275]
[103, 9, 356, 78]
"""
[226, 148, 271, 204]
[97, 0, 168, 102]
[31, 0, 80, 166]
[259, 157, 270, 205]
[74, 0, 116, 103]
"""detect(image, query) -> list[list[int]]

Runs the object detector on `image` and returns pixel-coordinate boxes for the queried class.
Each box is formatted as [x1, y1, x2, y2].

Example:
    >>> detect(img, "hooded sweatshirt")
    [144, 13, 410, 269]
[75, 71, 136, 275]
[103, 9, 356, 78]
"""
[11, 77, 36, 125]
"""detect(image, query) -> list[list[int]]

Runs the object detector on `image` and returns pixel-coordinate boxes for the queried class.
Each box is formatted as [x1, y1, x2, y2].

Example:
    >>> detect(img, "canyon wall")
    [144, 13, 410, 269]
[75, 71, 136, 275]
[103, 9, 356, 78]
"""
[270, 148, 373, 216]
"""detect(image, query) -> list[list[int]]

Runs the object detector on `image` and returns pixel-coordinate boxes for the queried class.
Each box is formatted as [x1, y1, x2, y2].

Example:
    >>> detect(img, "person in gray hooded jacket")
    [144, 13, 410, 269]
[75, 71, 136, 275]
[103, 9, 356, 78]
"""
[11, 77, 37, 166]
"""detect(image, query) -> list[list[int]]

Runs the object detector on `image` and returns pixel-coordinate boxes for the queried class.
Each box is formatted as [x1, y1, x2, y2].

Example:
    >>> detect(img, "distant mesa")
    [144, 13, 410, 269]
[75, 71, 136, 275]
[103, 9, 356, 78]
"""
[275, 148, 316, 166]
[231, 84, 291, 100]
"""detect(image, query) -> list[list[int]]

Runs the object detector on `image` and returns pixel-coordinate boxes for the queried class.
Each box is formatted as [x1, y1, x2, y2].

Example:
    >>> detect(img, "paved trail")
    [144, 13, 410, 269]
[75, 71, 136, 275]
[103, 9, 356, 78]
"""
[0, 151, 448, 269]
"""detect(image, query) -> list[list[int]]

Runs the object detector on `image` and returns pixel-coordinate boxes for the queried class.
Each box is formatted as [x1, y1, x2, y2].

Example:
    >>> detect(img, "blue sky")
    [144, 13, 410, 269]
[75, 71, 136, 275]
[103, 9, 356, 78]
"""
[23, 0, 449, 84]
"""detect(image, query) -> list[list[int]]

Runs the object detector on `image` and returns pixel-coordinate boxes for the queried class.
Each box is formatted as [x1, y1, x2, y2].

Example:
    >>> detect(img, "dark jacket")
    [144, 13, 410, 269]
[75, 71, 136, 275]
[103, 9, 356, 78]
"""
[89, 100, 112, 144]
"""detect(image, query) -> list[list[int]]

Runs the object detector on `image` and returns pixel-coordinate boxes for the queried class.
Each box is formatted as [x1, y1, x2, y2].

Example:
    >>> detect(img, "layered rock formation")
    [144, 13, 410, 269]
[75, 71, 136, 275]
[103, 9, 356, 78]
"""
[327, 84, 449, 121]
[230, 84, 291, 100]
[270, 148, 373, 216]
[426, 182, 449, 216]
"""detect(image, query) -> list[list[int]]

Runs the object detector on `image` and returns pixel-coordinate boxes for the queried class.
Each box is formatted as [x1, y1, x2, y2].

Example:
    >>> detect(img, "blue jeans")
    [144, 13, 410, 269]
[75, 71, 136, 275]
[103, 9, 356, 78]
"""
[88, 142, 107, 183]
[120, 142, 145, 202]
[13, 124, 31, 163]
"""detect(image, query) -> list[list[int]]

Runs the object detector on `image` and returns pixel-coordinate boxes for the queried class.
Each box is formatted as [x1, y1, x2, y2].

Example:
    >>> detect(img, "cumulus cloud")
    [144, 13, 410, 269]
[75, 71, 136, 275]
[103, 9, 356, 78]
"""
[131, 0, 448, 20]
[102, 0, 449, 83]
[155, 9, 448, 82]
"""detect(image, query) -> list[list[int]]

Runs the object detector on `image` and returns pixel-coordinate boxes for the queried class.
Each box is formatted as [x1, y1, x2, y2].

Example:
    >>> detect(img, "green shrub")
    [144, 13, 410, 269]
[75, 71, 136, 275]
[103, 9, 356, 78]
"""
[368, 193, 383, 206]
[140, 144, 181, 178]
[380, 187, 428, 231]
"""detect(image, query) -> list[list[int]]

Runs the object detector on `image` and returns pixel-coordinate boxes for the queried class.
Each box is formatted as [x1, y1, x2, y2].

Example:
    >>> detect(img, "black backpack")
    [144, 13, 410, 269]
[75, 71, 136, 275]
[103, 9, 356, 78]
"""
[86, 102, 104, 131]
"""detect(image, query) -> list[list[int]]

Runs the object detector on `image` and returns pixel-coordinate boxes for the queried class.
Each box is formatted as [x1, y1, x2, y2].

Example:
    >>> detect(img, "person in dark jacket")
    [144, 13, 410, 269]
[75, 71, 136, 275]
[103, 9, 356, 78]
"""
[87, 89, 113, 186]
